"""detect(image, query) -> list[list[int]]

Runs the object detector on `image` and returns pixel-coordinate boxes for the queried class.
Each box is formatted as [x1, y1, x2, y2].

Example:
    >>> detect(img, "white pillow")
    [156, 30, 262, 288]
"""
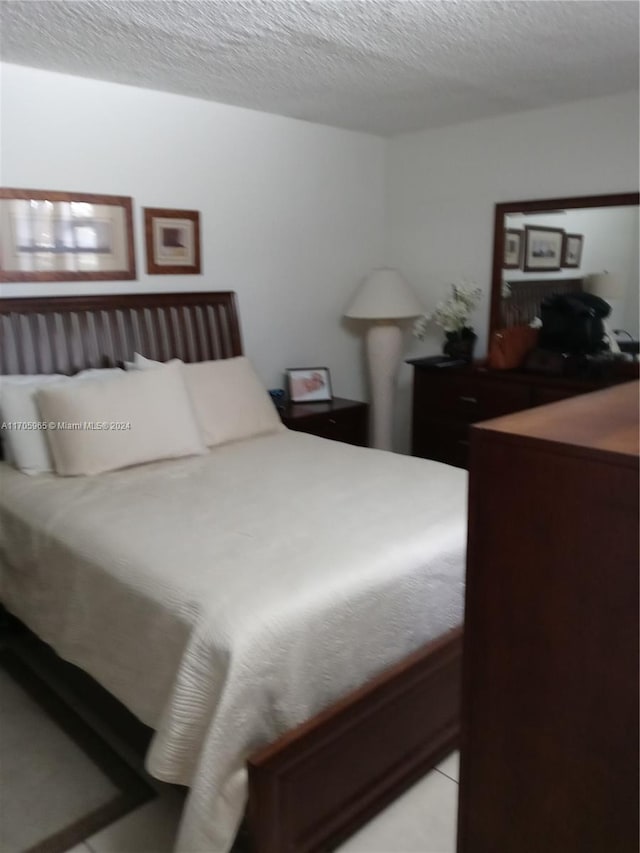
[36, 362, 205, 476]
[126, 353, 162, 370]
[75, 368, 126, 379]
[1, 375, 69, 473]
[126, 353, 283, 446]
[181, 358, 283, 447]
[0, 370, 125, 475]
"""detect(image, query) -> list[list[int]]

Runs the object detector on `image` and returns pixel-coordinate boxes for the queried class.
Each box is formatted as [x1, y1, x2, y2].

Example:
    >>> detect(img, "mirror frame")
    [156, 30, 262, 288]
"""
[490, 191, 640, 341]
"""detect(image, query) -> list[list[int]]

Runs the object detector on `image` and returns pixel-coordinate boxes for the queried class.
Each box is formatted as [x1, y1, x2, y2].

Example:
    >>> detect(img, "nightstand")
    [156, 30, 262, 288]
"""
[280, 398, 369, 447]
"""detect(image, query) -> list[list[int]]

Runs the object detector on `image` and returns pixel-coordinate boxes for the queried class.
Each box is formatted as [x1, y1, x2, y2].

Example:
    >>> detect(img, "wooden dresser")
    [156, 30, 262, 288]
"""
[408, 358, 639, 468]
[458, 382, 639, 853]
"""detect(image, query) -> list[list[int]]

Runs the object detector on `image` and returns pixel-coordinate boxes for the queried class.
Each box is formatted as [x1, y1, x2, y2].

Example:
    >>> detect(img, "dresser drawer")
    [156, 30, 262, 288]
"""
[414, 371, 531, 423]
[283, 402, 368, 447]
[307, 407, 367, 445]
[530, 385, 592, 407]
[412, 420, 470, 468]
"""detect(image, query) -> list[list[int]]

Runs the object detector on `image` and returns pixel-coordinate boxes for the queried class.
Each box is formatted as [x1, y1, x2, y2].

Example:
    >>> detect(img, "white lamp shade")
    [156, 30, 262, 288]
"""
[344, 268, 423, 320]
[585, 272, 624, 300]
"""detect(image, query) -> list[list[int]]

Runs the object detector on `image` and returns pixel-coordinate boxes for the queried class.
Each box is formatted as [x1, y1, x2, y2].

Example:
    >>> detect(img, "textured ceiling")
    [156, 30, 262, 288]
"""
[2, 0, 638, 135]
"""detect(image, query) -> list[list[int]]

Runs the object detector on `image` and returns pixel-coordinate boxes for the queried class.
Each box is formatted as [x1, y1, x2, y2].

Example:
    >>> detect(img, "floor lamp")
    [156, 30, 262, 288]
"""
[344, 268, 423, 451]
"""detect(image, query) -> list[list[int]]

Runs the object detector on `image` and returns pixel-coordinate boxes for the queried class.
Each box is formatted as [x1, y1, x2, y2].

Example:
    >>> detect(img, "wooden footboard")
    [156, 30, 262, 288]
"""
[247, 626, 462, 853]
[3, 612, 461, 852]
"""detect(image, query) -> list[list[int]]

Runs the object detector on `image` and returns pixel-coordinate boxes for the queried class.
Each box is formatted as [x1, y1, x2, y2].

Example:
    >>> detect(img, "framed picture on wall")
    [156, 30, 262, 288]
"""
[0, 188, 136, 282]
[286, 367, 333, 403]
[561, 233, 584, 269]
[523, 225, 564, 272]
[503, 228, 524, 269]
[144, 208, 201, 274]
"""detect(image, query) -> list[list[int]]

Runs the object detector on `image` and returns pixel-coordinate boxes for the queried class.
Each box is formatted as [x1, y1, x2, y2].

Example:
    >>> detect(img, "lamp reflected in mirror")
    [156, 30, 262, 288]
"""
[584, 271, 623, 301]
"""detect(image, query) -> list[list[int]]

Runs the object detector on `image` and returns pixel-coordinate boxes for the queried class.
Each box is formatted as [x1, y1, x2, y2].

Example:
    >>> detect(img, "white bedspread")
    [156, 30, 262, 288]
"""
[0, 430, 467, 852]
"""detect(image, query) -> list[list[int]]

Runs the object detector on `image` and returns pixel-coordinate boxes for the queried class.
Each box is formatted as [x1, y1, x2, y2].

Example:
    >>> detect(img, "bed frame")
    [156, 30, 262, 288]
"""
[0, 291, 462, 853]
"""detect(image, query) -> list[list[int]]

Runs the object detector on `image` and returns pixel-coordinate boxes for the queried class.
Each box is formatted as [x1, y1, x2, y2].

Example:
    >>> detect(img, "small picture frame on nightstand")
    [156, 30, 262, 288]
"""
[286, 367, 333, 403]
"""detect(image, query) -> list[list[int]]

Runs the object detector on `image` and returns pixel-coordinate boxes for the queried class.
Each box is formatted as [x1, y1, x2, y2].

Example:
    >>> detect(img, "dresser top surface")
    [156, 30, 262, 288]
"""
[407, 357, 639, 388]
[473, 381, 639, 462]
[280, 396, 365, 420]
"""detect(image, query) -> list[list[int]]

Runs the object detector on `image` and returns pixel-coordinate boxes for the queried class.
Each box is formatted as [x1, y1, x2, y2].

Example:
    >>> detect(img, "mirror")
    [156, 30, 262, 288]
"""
[490, 192, 640, 347]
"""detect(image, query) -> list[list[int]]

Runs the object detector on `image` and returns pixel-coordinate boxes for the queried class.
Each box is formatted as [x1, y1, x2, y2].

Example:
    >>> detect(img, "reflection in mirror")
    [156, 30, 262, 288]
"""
[502, 206, 639, 337]
[490, 193, 640, 352]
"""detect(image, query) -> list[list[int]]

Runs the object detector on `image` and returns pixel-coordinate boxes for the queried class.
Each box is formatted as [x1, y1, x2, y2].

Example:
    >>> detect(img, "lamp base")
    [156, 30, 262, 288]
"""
[366, 322, 403, 451]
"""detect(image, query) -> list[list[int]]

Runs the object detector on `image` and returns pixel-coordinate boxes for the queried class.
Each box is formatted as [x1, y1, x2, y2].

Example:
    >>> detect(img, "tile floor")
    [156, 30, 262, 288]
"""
[60, 753, 459, 853]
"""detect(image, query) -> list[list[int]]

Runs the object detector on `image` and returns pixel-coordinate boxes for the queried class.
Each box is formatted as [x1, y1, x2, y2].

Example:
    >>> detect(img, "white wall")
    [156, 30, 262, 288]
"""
[0, 63, 386, 397]
[388, 91, 639, 450]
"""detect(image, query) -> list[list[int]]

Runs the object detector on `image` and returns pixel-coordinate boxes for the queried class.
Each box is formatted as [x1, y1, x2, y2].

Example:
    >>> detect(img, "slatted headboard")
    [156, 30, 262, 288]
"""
[0, 291, 243, 375]
[501, 277, 583, 327]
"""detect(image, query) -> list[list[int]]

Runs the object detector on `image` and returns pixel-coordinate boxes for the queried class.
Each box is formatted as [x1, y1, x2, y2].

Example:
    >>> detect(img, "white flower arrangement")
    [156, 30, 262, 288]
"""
[413, 283, 482, 338]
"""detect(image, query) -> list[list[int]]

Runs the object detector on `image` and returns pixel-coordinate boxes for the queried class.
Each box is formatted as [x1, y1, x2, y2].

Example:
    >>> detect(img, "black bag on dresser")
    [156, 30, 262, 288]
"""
[538, 292, 610, 354]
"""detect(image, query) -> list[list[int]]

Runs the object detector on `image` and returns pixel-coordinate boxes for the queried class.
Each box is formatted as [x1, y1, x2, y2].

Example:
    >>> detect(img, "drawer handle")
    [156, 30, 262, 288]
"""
[328, 418, 337, 425]
[457, 439, 470, 446]
[458, 395, 478, 404]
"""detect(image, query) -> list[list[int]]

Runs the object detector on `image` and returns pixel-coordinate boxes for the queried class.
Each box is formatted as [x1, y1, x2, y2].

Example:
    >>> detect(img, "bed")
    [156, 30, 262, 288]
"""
[0, 291, 465, 853]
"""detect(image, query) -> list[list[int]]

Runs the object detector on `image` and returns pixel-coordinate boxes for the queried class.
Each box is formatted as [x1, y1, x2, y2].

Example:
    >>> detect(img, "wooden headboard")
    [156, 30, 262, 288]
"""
[0, 291, 243, 375]
[501, 277, 583, 327]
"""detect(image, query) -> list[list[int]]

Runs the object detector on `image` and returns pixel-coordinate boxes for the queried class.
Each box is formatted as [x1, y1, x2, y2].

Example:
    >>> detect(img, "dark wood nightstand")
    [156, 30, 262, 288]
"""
[280, 397, 369, 447]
